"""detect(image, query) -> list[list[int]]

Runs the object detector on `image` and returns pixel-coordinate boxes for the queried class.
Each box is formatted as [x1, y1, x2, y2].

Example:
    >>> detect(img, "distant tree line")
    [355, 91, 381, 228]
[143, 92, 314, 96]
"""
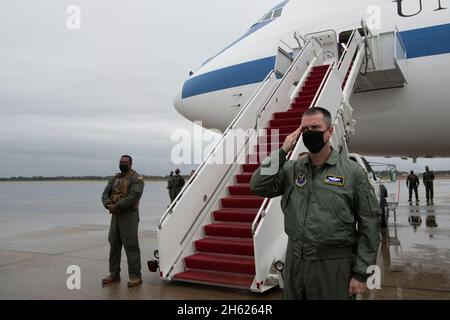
[0, 175, 186, 182]
[1, 171, 449, 182]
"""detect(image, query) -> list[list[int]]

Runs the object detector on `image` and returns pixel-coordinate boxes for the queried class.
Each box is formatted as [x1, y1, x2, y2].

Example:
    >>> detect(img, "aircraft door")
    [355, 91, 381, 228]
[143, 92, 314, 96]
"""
[304, 30, 338, 64]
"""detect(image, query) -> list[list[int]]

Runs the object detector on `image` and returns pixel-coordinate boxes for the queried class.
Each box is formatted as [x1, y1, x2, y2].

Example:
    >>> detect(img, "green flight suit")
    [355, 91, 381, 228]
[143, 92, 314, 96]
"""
[102, 169, 145, 279]
[423, 170, 435, 202]
[250, 148, 381, 300]
[167, 176, 175, 202]
[172, 174, 185, 200]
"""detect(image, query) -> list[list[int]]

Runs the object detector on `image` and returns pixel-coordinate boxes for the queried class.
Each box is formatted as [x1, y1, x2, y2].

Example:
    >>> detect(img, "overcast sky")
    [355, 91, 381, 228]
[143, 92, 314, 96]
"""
[1, 0, 449, 177]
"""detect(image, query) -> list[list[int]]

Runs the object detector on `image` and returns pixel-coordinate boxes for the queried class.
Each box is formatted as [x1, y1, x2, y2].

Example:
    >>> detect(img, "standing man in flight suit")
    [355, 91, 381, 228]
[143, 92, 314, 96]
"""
[101, 155, 145, 287]
[250, 107, 380, 300]
[172, 168, 185, 200]
[423, 166, 435, 205]
[167, 171, 175, 203]
[406, 170, 420, 203]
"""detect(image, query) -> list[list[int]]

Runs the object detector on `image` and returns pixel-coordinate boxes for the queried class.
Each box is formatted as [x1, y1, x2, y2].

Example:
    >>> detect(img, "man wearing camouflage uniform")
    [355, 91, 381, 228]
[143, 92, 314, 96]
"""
[251, 107, 380, 300]
[101, 155, 145, 287]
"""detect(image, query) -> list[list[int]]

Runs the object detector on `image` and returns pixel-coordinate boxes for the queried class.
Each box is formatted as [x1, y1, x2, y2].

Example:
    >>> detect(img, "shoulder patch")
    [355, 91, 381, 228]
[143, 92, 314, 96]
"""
[295, 173, 307, 188]
[324, 175, 345, 187]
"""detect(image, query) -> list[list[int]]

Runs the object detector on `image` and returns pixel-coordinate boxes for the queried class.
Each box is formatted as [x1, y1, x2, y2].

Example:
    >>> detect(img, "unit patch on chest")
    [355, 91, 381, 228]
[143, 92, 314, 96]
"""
[295, 173, 307, 188]
[324, 175, 345, 187]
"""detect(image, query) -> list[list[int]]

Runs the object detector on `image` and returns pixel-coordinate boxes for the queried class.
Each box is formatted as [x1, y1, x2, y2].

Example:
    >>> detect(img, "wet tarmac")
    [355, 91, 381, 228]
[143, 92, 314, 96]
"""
[0, 179, 449, 299]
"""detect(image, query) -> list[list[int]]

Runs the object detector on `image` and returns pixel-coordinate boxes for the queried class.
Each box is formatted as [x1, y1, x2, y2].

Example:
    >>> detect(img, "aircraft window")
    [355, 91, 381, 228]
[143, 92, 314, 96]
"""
[273, 8, 282, 18]
[262, 12, 273, 21]
[257, 7, 283, 24]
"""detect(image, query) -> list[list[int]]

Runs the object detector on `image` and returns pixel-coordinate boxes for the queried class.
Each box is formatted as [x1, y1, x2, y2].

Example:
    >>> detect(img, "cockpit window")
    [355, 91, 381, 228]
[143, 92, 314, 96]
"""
[273, 8, 283, 18]
[258, 7, 282, 23]
[262, 12, 273, 21]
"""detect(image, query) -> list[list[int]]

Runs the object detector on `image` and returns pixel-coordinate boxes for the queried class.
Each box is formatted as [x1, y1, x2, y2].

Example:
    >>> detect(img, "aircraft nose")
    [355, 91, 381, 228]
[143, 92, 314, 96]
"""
[173, 89, 185, 116]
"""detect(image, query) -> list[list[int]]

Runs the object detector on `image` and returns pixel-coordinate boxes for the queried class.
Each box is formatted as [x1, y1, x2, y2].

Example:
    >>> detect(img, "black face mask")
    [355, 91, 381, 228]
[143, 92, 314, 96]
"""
[302, 129, 329, 154]
[119, 164, 130, 173]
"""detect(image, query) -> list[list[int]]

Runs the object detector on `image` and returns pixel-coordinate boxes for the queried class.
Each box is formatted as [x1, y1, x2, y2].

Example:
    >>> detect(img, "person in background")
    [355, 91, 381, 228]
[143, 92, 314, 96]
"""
[101, 155, 145, 287]
[172, 168, 185, 200]
[167, 171, 175, 203]
[423, 166, 435, 205]
[406, 170, 419, 203]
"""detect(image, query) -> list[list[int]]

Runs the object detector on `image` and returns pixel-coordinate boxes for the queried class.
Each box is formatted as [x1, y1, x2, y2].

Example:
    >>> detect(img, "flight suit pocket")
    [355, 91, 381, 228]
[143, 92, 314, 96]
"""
[332, 193, 355, 224]
[281, 187, 293, 212]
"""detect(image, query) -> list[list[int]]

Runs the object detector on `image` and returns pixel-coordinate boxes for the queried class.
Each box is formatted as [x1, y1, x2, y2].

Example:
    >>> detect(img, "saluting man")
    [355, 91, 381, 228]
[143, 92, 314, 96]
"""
[101, 155, 145, 287]
[250, 107, 380, 300]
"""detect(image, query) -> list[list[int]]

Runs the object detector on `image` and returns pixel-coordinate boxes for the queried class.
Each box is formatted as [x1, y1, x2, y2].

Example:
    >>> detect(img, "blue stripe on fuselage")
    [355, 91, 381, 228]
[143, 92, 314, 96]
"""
[182, 23, 450, 99]
[400, 23, 450, 58]
[182, 56, 276, 99]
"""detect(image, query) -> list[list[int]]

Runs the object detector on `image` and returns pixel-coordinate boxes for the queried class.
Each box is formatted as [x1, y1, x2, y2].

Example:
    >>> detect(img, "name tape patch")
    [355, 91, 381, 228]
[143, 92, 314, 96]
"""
[324, 175, 345, 187]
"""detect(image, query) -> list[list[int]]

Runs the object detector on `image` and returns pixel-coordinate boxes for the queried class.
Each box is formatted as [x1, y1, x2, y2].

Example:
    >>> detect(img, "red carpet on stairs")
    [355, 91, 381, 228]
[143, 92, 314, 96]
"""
[173, 65, 330, 289]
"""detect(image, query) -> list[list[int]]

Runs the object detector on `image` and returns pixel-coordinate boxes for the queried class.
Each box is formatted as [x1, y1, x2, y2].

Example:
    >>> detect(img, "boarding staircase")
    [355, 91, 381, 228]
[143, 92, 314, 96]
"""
[155, 23, 407, 292]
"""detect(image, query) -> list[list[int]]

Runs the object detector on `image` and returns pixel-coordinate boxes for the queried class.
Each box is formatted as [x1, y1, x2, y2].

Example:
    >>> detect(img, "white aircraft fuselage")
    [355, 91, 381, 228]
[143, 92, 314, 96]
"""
[174, 0, 450, 158]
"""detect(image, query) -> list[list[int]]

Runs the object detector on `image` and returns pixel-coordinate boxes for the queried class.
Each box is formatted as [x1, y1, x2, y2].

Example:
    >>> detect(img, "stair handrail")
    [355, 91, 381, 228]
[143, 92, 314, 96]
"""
[337, 28, 357, 69]
[309, 63, 335, 108]
[252, 199, 269, 234]
[158, 70, 275, 230]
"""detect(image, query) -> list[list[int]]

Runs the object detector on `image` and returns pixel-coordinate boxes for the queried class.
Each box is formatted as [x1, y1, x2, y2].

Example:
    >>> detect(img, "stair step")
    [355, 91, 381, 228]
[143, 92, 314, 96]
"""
[287, 108, 308, 114]
[184, 253, 255, 275]
[304, 79, 323, 87]
[301, 81, 321, 92]
[291, 101, 313, 109]
[204, 222, 253, 238]
[213, 208, 258, 223]
[312, 64, 330, 70]
[298, 88, 318, 97]
[295, 95, 315, 103]
[235, 173, 252, 183]
[228, 184, 254, 196]
[256, 142, 283, 153]
[195, 237, 254, 256]
[273, 109, 306, 119]
[174, 270, 254, 288]
[269, 117, 301, 127]
[248, 153, 269, 163]
[242, 163, 260, 173]
[267, 125, 299, 135]
[258, 133, 289, 144]
[307, 75, 325, 82]
[309, 69, 328, 75]
[221, 195, 264, 208]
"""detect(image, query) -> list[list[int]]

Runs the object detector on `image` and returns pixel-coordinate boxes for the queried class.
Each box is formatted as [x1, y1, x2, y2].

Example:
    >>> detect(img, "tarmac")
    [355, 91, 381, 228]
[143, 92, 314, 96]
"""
[0, 179, 449, 300]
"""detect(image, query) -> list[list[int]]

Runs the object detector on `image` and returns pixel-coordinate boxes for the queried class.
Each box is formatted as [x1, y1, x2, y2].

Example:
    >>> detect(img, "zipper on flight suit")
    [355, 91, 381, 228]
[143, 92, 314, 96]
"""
[301, 167, 315, 259]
